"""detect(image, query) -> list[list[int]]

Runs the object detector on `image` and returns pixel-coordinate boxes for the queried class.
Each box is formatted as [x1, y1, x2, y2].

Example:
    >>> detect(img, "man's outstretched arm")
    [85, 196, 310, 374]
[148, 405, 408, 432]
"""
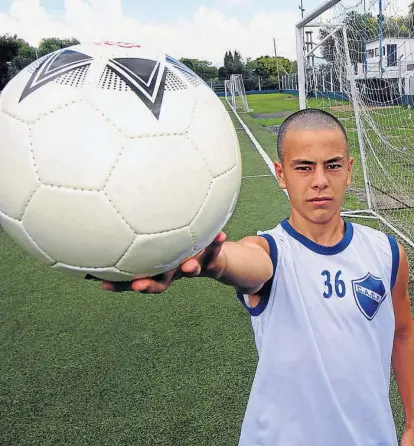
[103, 232, 274, 295]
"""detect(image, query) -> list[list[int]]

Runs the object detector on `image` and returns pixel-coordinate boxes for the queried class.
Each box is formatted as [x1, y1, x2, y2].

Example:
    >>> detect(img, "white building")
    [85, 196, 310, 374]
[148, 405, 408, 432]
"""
[356, 37, 414, 95]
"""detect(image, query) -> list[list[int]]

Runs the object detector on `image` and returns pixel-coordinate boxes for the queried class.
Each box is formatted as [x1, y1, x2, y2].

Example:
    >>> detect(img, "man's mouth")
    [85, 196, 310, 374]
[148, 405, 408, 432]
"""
[307, 197, 332, 204]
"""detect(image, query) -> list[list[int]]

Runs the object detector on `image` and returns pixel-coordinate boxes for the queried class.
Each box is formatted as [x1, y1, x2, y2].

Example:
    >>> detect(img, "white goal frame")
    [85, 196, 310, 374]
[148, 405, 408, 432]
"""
[225, 74, 251, 113]
[296, 0, 414, 251]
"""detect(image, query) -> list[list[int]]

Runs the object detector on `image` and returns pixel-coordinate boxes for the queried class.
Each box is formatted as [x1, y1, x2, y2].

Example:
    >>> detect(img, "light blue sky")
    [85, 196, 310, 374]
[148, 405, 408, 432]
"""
[0, 0, 322, 23]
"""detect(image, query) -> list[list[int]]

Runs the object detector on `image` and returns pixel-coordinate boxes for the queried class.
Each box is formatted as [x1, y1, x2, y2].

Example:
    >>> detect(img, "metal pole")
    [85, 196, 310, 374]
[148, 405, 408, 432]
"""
[296, 26, 307, 109]
[343, 25, 372, 210]
[299, 0, 305, 54]
[379, 0, 383, 77]
[330, 67, 333, 92]
[274, 38, 280, 89]
[334, 38, 344, 92]
[296, 0, 341, 28]
[398, 55, 403, 96]
[363, 0, 367, 79]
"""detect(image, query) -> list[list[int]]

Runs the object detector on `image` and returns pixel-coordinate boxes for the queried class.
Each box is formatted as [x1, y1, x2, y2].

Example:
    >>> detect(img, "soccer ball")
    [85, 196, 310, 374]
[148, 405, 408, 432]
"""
[0, 41, 241, 281]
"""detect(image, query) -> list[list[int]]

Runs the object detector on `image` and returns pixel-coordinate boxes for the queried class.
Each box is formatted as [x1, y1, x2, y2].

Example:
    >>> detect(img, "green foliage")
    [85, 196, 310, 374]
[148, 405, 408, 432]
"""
[0, 34, 23, 63]
[8, 43, 38, 79]
[38, 37, 80, 57]
[218, 50, 296, 91]
[0, 34, 33, 90]
[244, 56, 295, 90]
[179, 58, 218, 82]
[0, 34, 80, 90]
[319, 10, 412, 66]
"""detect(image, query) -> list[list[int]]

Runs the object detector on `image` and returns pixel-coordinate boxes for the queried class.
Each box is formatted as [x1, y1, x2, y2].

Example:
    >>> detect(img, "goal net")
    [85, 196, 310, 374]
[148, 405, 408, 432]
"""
[297, 0, 414, 272]
[225, 74, 251, 113]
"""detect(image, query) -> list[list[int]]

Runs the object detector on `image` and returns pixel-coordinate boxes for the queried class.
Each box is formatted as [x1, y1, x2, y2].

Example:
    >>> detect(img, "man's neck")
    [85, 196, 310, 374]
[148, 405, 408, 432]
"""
[288, 212, 346, 247]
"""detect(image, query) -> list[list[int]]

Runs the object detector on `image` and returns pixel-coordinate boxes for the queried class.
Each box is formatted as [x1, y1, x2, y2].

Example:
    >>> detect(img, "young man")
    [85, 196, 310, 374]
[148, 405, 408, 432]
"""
[103, 109, 414, 446]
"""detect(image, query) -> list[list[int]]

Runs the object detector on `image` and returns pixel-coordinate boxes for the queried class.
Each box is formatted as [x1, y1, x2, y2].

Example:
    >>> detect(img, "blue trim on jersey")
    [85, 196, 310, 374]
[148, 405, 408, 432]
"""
[236, 234, 278, 317]
[280, 219, 353, 255]
[387, 235, 400, 290]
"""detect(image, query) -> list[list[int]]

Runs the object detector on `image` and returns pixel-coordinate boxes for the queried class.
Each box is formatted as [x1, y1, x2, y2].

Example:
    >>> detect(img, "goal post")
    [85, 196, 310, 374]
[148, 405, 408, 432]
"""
[296, 0, 414, 270]
[225, 74, 251, 113]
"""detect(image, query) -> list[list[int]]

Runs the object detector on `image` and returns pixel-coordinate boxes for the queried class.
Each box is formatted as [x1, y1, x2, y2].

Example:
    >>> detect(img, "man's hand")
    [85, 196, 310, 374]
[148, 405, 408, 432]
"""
[401, 427, 414, 445]
[102, 232, 227, 293]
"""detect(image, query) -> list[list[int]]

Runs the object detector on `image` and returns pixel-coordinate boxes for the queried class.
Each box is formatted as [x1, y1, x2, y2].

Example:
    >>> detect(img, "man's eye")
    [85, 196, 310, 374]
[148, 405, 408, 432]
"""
[295, 166, 311, 171]
[327, 164, 341, 170]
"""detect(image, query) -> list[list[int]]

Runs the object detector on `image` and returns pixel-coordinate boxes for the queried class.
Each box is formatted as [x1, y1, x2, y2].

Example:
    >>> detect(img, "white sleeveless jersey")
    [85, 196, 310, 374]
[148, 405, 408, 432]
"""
[237, 219, 400, 446]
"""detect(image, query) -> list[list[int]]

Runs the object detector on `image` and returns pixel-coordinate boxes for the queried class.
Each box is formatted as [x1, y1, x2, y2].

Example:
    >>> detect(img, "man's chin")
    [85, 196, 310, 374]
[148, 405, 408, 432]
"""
[305, 208, 338, 224]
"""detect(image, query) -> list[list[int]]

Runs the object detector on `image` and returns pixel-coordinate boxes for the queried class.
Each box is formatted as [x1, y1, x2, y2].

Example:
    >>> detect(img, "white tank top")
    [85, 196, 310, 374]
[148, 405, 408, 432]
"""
[237, 219, 400, 446]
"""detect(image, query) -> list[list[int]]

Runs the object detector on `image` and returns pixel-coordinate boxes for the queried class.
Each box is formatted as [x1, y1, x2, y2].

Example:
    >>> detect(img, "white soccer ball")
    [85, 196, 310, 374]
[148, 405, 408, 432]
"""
[0, 41, 241, 281]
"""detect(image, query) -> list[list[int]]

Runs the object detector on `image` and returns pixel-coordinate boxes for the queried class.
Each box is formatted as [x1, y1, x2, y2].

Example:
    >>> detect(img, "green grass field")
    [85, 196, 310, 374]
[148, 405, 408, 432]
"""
[0, 92, 410, 445]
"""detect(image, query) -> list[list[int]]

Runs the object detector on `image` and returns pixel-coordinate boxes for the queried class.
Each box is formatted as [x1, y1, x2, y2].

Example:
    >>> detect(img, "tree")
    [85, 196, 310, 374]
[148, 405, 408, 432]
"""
[0, 35, 80, 90]
[179, 58, 218, 82]
[38, 37, 80, 57]
[233, 50, 244, 74]
[218, 66, 227, 80]
[8, 42, 37, 79]
[224, 50, 235, 76]
[0, 34, 31, 90]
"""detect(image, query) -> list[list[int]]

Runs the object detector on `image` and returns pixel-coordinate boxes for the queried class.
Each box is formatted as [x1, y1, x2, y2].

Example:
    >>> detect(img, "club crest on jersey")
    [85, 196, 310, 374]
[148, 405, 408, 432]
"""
[19, 49, 92, 102]
[352, 273, 386, 320]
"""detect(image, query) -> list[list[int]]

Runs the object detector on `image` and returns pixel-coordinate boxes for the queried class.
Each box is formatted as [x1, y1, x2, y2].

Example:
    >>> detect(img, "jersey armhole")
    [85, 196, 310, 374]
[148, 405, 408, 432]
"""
[236, 233, 278, 317]
[387, 234, 400, 290]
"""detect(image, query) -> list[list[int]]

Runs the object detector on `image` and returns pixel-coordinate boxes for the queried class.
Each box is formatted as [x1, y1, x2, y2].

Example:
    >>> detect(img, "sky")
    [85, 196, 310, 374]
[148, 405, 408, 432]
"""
[0, 0, 411, 66]
[0, 0, 328, 65]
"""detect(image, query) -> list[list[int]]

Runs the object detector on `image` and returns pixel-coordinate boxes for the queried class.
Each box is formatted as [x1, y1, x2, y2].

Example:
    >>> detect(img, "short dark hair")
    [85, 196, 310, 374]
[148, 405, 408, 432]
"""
[277, 108, 348, 161]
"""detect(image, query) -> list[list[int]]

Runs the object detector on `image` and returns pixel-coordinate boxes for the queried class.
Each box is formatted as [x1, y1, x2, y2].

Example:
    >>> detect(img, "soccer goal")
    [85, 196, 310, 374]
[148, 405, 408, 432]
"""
[296, 0, 414, 270]
[225, 74, 251, 113]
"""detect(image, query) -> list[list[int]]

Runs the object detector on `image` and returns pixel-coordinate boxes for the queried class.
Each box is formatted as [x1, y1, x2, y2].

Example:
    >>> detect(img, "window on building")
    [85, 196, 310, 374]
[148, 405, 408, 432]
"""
[375, 47, 379, 56]
[387, 44, 397, 66]
[367, 49, 374, 58]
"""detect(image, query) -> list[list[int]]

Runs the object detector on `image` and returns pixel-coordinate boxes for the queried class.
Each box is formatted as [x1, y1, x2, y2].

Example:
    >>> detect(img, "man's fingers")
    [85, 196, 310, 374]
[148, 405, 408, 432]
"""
[181, 258, 201, 276]
[101, 233, 227, 293]
[131, 279, 169, 294]
[214, 231, 227, 245]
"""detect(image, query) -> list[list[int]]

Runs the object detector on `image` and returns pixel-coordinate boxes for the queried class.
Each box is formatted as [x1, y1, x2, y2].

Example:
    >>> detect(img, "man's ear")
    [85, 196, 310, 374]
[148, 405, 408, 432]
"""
[274, 161, 286, 189]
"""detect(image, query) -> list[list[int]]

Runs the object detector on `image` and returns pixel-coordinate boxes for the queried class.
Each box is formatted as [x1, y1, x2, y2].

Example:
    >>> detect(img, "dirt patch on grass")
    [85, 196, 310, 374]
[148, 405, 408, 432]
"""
[330, 105, 353, 112]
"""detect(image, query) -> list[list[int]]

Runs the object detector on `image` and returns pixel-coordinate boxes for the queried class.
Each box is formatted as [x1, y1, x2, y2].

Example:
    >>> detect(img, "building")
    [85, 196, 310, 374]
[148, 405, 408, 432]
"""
[356, 37, 414, 100]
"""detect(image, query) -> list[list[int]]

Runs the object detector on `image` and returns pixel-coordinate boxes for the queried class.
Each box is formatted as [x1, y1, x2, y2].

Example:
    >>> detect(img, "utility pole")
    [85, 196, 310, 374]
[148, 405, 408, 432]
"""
[299, 0, 305, 17]
[299, 0, 305, 53]
[273, 37, 280, 89]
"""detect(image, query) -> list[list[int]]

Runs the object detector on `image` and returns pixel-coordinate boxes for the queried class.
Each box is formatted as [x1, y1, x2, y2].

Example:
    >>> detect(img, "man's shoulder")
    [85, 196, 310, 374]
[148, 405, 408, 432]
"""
[350, 221, 390, 241]
[257, 220, 285, 237]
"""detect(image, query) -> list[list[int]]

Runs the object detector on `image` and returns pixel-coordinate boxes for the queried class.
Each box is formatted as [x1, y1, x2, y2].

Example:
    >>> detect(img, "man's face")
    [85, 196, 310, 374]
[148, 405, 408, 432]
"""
[274, 127, 354, 224]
